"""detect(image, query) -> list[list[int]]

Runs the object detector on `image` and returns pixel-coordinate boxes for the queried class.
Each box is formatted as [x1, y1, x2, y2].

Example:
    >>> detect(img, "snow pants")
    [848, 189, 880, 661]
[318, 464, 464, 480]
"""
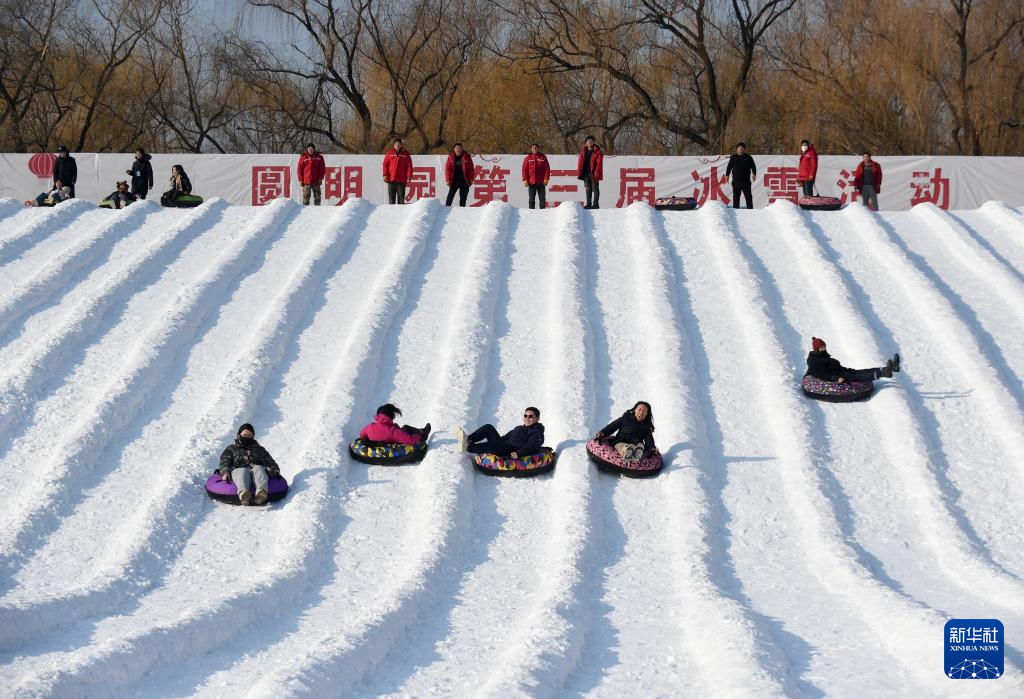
[232, 464, 269, 497]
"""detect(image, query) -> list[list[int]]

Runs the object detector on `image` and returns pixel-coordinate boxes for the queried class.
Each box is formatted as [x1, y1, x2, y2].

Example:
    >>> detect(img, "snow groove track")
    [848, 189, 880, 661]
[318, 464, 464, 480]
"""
[1, 201, 1022, 697]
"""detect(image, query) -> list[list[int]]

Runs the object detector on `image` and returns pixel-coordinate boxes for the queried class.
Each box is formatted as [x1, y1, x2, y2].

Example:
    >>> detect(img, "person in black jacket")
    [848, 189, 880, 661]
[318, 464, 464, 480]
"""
[595, 401, 657, 462]
[105, 181, 137, 209]
[219, 423, 281, 505]
[725, 142, 756, 209]
[127, 148, 154, 199]
[52, 146, 77, 198]
[455, 406, 545, 458]
[161, 164, 192, 206]
[805, 337, 899, 384]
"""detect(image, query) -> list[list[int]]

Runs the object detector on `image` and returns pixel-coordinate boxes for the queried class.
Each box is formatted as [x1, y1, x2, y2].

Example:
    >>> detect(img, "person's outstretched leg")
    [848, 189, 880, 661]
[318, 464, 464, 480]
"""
[252, 464, 269, 504]
[466, 423, 501, 444]
[232, 467, 253, 504]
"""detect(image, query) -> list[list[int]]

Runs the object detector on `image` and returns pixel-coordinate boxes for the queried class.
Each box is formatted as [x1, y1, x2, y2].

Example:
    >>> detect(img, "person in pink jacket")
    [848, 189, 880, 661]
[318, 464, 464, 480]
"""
[359, 404, 430, 445]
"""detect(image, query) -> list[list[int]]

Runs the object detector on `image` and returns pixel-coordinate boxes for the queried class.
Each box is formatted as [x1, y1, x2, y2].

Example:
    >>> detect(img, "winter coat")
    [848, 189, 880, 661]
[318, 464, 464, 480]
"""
[170, 172, 192, 194]
[219, 437, 280, 476]
[298, 151, 326, 185]
[853, 161, 883, 192]
[444, 151, 475, 186]
[129, 154, 154, 192]
[576, 145, 603, 181]
[52, 154, 77, 189]
[522, 152, 550, 185]
[725, 153, 757, 183]
[499, 422, 545, 457]
[359, 413, 423, 445]
[599, 410, 657, 452]
[383, 148, 413, 184]
[105, 190, 137, 205]
[804, 350, 851, 383]
[798, 145, 818, 183]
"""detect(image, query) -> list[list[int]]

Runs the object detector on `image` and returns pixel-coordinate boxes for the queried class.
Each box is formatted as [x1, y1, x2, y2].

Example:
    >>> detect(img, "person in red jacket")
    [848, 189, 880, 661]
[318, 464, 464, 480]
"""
[383, 138, 413, 204]
[359, 404, 430, 445]
[522, 144, 550, 209]
[853, 152, 883, 211]
[577, 135, 604, 209]
[444, 143, 475, 207]
[798, 139, 818, 197]
[297, 143, 326, 206]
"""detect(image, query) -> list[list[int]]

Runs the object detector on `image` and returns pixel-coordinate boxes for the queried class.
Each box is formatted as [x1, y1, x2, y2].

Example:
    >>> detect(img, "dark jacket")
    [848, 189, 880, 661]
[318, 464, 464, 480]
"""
[500, 422, 545, 457]
[725, 153, 756, 183]
[804, 350, 849, 382]
[171, 172, 192, 194]
[129, 154, 154, 193]
[599, 411, 656, 451]
[219, 437, 280, 476]
[105, 190, 138, 205]
[52, 154, 78, 193]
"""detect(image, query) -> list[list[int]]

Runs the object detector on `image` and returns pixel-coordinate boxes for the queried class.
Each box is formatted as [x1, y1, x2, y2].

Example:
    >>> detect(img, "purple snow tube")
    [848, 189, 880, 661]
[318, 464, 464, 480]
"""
[205, 472, 289, 505]
[798, 195, 843, 211]
[801, 375, 873, 402]
[586, 439, 664, 478]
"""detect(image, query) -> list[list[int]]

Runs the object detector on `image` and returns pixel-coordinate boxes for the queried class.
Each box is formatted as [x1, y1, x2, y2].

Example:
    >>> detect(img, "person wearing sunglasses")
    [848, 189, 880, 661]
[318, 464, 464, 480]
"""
[594, 400, 656, 462]
[454, 407, 544, 460]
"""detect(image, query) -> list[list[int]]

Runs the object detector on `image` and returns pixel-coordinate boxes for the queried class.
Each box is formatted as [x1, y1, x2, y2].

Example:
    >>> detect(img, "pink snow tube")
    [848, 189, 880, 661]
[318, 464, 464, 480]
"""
[798, 195, 843, 211]
[472, 447, 556, 477]
[801, 375, 873, 402]
[205, 472, 289, 504]
[586, 439, 664, 477]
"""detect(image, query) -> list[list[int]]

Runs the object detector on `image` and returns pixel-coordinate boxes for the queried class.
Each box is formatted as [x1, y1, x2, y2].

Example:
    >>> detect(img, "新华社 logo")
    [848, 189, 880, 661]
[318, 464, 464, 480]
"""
[945, 619, 1003, 679]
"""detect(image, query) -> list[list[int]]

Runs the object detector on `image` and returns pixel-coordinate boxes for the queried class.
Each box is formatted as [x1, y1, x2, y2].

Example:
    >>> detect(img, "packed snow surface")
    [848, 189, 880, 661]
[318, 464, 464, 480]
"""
[0, 196, 1022, 698]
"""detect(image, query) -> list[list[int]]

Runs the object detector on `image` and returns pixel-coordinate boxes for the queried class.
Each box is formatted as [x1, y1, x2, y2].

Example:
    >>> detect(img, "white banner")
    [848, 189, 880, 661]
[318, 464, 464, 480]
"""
[2, 152, 1022, 210]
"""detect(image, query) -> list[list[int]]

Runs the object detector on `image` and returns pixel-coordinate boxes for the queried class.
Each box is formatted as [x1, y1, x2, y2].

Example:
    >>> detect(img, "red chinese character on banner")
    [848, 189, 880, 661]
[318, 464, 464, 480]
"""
[910, 168, 951, 209]
[835, 169, 861, 204]
[324, 166, 363, 204]
[546, 169, 580, 207]
[690, 166, 730, 205]
[405, 166, 436, 203]
[471, 165, 510, 206]
[252, 166, 290, 205]
[762, 166, 800, 203]
[617, 168, 656, 207]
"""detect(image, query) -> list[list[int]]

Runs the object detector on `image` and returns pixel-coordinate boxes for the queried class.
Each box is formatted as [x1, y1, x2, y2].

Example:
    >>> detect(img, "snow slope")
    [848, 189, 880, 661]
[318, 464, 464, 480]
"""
[0, 197, 1021, 698]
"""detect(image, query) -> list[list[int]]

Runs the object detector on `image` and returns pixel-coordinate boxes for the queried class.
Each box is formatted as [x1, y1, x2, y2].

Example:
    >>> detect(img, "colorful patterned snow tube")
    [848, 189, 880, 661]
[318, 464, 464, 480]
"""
[801, 375, 873, 402]
[586, 439, 664, 477]
[798, 195, 843, 211]
[655, 196, 699, 211]
[205, 472, 289, 505]
[472, 447, 556, 477]
[349, 437, 428, 465]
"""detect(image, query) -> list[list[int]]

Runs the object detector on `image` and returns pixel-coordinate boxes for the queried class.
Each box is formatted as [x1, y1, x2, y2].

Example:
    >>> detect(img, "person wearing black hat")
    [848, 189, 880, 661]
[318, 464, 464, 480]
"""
[805, 337, 900, 383]
[52, 146, 77, 199]
[218, 423, 281, 505]
[725, 142, 756, 209]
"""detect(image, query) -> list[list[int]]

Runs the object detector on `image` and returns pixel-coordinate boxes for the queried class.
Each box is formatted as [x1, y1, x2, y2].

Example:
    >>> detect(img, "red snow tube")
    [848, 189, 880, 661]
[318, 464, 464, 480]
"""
[472, 447, 556, 477]
[586, 439, 663, 477]
[798, 195, 843, 211]
[801, 375, 873, 402]
[205, 472, 289, 504]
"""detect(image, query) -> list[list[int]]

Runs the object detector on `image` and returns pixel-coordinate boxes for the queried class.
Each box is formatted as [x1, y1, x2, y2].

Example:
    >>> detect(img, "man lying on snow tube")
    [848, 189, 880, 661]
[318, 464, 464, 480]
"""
[208, 422, 288, 505]
[588, 401, 663, 477]
[802, 336, 900, 402]
[798, 195, 843, 211]
[454, 406, 552, 476]
[350, 403, 430, 465]
[655, 195, 699, 211]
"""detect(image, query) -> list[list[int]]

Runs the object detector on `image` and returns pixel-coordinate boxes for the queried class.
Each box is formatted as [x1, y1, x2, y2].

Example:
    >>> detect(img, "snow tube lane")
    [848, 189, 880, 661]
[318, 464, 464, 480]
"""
[471, 447, 556, 477]
[585, 438, 663, 477]
[205, 473, 289, 504]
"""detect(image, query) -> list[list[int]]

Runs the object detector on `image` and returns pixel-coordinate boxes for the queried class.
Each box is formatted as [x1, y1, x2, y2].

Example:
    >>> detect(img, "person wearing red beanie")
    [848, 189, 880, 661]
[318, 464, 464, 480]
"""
[806, 338, 900, 383]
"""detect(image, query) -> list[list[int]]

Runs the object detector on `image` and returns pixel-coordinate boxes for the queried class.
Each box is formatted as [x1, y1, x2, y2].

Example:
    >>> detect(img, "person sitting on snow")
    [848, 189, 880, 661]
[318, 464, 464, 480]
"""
[105, 180, 137, 209]
[359, 403, 430, 445]
[455, 407, 545, 459]
[805, 337, 899, 383]
[29, 180, 71, 206]
[594, 400, 657, 462]
[218, 423, 281, 505]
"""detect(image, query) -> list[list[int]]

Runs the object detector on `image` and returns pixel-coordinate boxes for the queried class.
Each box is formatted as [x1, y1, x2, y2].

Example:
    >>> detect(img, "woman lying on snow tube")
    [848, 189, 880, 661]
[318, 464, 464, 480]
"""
[797, 194, 843, 211]
[349, 403, 430, 465]
[207, 422, 288, 505]
[655, 195, 699, 211]
[455, 406, 553, 477]
[588, 401, 663, 477]
[802, 336, 900, 402]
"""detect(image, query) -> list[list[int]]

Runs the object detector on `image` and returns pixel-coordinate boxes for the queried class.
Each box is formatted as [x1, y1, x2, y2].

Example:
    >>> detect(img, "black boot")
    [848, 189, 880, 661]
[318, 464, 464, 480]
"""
[422, 423, 431, 439]
[892, 353, 900, 372]
[878, 365, 893, 379]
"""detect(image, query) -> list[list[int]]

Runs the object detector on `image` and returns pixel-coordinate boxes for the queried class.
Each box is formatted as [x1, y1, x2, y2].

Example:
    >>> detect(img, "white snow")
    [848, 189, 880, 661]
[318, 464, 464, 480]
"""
[0, 196, 1021, 698]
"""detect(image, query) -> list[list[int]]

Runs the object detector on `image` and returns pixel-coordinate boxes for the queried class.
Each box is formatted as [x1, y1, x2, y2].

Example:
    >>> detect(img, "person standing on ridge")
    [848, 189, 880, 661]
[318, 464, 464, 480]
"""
[522, 143, 550, 209]
[798, 139, 818, 197]
[298, 142, 326, 206]
[444, 143, 475, 207]
[577, 135, 604, 209]
[853, 152, 883, 211]
[725, 142, 756, 209]
[383, 138, 413, 205]
[127, 148, 154, 200]
[52, 146, 77, 198]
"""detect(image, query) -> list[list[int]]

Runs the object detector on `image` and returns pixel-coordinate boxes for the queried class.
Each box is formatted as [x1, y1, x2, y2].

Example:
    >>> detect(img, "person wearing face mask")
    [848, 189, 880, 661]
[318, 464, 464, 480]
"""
[218, 423, 281, 505]
[797, 139, 818, 197]
[594, 401, 657, 463]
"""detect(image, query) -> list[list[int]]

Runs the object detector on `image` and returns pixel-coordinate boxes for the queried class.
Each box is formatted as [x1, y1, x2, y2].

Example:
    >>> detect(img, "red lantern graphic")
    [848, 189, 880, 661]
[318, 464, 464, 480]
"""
[28, 152, 57, 178]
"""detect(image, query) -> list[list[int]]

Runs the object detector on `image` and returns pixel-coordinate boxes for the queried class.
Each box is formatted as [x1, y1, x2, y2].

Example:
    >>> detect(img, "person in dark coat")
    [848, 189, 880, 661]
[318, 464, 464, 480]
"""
[576, 135, 603, 209]
[595, 401, 657, 463]
[219, 423, 281, 505]
[160, 164, 192, 206]
[725, 142, 756, 209]
[798, 139, 818, 197]
[127, 148, 154, 199]
[455, 407, 545, 459]
[52, 146, 77, 198]
[805, 337, 899, 384]
[522, 143, 550, 209]
[444, 143, 475, 207]
[105, 180, 137, 209]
